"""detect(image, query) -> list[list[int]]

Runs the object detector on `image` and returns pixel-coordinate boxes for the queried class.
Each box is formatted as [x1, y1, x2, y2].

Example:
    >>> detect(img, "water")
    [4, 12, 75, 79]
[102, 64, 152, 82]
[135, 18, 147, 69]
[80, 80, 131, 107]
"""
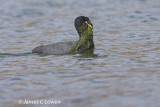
[0, 0, 160, 107]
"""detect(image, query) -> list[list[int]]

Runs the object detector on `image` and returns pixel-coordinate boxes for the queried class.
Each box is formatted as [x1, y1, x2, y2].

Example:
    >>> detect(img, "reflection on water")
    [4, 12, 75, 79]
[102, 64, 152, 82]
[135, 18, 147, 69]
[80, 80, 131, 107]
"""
[0, 0, 160, 107]
[73, 49, 98, 58]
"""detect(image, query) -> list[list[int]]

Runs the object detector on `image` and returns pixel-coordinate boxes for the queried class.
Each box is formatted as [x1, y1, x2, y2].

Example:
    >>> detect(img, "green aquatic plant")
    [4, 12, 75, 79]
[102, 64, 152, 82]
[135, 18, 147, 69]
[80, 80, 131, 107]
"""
[67, 23, 94, 54]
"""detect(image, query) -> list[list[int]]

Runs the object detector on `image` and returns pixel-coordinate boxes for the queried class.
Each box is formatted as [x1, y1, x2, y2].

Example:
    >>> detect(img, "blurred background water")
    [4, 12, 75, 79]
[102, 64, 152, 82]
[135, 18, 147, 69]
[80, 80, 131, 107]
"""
[0, 0, 160, 107]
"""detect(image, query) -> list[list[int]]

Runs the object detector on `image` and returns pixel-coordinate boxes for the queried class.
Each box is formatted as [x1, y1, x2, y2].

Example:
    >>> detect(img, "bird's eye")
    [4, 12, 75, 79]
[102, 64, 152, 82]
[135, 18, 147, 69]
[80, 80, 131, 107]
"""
[85, 17, 89, 21]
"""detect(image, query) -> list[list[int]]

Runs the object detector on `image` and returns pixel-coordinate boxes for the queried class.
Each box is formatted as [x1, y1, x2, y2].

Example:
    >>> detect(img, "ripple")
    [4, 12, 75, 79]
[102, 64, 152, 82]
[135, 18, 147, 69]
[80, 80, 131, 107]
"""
[0, 0, 160, 107]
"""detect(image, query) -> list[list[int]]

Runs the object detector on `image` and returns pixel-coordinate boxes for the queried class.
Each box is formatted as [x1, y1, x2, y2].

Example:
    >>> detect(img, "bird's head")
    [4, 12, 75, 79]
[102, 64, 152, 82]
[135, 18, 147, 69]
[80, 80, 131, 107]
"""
[74, 16, 93, 36]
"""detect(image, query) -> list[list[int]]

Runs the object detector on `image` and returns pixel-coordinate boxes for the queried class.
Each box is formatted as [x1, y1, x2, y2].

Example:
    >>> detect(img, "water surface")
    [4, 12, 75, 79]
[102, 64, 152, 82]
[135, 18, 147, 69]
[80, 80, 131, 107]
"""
[0, 0, 160, 107]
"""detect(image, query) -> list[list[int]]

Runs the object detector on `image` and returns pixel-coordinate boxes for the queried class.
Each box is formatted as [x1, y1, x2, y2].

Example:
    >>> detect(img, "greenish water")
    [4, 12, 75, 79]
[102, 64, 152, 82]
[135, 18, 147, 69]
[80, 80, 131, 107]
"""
[0, 0, 160, 107]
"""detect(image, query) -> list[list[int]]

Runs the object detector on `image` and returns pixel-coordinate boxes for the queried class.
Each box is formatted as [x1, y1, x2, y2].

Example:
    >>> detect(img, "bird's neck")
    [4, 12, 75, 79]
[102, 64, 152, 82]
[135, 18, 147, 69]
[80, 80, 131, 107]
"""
[78, 30, 93, 43]
[67, 29, 94, 54]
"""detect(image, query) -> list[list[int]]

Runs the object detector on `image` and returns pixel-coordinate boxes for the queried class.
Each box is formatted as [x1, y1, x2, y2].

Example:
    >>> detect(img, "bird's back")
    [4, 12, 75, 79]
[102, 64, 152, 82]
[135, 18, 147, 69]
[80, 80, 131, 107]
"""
[32, 41, 75, 55]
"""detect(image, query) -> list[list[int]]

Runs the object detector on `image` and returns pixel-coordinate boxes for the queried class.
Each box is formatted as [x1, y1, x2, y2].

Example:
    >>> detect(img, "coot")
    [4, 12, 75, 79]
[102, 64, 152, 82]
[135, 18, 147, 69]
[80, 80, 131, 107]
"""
[32, 16, 94, 55]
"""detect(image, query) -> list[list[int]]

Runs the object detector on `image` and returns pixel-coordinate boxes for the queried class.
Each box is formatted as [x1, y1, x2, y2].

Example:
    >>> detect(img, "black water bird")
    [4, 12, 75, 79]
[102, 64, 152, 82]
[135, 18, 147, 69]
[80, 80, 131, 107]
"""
[32, 16, 94, 55]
